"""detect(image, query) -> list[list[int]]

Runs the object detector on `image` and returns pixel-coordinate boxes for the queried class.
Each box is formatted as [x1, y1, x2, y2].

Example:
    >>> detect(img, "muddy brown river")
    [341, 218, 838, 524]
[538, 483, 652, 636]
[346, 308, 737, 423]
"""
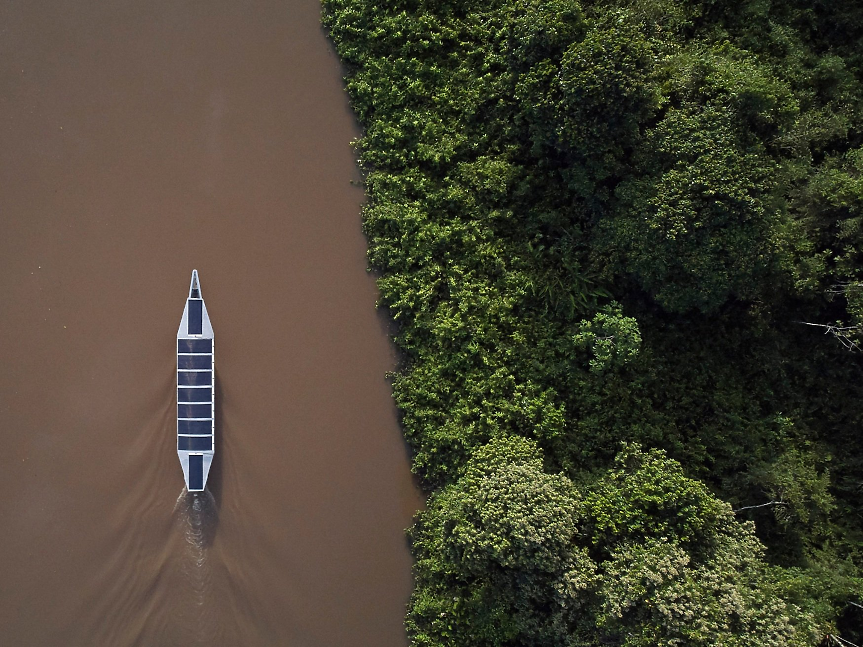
[0, 1, 422, 644]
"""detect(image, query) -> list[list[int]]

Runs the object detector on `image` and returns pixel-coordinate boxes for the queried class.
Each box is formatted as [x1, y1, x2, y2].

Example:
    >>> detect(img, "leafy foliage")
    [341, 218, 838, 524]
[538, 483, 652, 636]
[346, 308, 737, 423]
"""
[408, 437, 595, 646]
[410, 442, 823, 646]
[322, 0, 863, 642]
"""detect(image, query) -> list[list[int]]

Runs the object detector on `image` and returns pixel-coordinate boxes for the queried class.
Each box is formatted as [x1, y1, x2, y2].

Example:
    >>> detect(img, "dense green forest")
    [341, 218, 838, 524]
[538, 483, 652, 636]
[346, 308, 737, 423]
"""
[322, 0, 863, 643]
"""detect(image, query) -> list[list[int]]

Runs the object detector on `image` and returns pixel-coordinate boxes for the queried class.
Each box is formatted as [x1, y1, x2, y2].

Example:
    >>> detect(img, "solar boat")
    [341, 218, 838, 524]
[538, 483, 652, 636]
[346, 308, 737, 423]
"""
[177, 269, 214, 492]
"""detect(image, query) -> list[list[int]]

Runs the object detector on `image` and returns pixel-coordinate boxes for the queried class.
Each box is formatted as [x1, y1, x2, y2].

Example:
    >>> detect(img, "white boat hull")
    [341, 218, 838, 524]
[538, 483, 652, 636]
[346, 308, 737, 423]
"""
[176, 270, 214, 492]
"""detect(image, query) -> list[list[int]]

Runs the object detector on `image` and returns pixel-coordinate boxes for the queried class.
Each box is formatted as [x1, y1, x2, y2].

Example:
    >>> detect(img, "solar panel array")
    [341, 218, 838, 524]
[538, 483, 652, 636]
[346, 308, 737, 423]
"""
[177, 333, 213, 454]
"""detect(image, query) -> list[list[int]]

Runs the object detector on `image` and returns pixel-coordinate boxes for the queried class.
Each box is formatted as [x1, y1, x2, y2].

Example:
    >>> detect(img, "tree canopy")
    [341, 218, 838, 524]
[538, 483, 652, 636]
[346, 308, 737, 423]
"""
[323, 0, 863, 642]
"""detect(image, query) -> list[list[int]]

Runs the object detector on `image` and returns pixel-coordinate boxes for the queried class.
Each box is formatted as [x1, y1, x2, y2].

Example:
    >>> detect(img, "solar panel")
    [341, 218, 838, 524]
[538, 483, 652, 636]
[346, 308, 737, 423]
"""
[178, 354, 212, 370]
[179, 436, 212, 452]
[178, 403, 211, 419]
[188, 454, 204, 489]
[178, 339, 212, 353]
[178, 419, 212, 434]
[188, 299, 203, 335]
[177, 388, 211, 403]
[178, 371, 211, 386]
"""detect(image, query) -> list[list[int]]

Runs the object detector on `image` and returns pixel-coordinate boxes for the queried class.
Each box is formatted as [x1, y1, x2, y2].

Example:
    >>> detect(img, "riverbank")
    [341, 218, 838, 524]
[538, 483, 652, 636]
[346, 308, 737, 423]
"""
[323, 0, 863, 643]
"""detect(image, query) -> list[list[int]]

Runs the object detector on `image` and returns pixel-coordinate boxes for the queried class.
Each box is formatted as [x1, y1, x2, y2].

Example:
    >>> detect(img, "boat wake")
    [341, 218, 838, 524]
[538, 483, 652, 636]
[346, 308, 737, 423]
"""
[171, 488, 223, 644]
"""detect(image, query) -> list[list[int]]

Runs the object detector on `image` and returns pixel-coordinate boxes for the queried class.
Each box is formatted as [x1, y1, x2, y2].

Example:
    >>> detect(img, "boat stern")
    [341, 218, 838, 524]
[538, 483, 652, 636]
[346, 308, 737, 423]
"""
[179, 452, 214, 493]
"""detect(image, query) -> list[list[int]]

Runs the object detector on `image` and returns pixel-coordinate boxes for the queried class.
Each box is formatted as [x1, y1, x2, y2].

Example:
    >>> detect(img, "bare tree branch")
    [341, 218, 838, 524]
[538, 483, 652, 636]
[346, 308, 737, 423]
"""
[827, 282, 863, 295]
[828, 634, 861, 647]
[796, 321, 862, 352]
[732, 500, 788, 513]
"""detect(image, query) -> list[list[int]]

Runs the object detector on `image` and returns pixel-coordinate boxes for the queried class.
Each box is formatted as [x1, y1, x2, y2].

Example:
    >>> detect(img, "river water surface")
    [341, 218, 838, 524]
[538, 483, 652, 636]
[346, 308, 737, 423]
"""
[0, 1, 421, 644]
